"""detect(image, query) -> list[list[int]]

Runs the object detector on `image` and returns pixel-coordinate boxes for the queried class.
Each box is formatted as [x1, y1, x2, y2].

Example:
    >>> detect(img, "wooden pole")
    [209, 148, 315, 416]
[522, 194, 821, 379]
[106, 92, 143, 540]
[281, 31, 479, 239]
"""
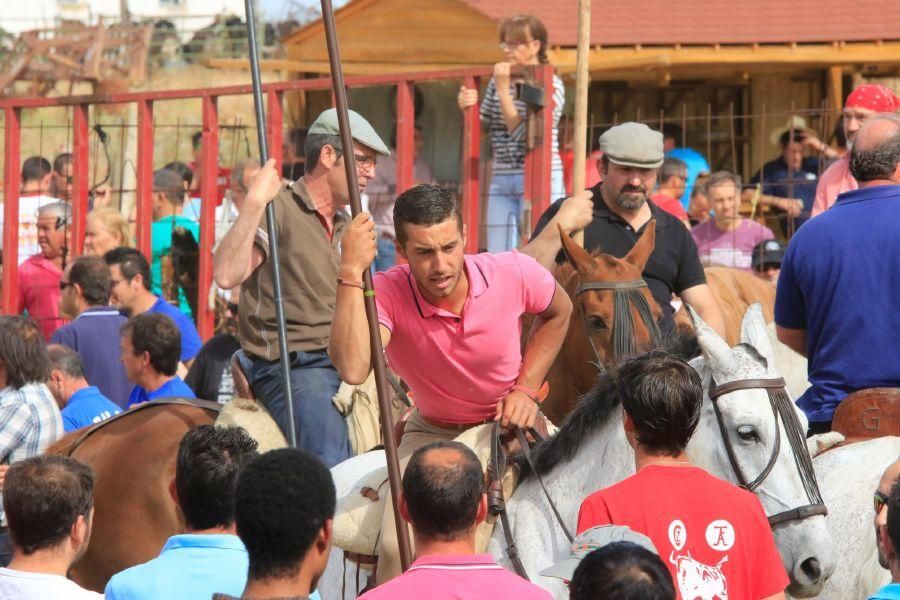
[571, 0, 591, 246]
[318, 0, 414, 571]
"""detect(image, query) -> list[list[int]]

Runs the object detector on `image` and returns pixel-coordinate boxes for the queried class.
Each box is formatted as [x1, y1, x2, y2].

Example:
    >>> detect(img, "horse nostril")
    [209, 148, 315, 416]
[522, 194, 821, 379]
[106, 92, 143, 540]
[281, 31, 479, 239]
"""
[800, 557, 822, 581]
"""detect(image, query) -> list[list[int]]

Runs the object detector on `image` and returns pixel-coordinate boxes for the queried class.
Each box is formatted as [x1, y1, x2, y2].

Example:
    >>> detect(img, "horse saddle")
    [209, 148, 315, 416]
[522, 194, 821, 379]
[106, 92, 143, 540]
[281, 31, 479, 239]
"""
[832, 388, 900, 442]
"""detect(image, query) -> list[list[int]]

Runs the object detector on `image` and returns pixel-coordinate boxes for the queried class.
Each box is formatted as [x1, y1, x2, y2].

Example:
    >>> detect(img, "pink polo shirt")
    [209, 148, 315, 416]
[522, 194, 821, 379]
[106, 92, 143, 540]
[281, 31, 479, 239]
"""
[358, 554, 551, 600]
[812, 156, 857, 217]
[374, 251, 556, 424]
[17, 254, 67, 340]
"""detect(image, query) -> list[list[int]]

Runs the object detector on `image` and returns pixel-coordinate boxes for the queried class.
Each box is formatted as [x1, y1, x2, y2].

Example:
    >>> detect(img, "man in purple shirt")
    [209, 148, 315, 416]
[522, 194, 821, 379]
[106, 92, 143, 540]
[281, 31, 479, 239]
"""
[51, 256, 131, 408]
[121, 313, 195, 407]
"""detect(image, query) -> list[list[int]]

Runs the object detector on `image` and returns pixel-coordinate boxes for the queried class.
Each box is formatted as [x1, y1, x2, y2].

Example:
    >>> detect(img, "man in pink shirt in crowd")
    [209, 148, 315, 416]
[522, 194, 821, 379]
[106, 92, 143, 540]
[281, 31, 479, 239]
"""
[691, 171, 774, 272]
[812, 83, 900, 217]
[330, 183, 571, 582]
[17, 202, 71, 340]
[359, 441, 551, 600]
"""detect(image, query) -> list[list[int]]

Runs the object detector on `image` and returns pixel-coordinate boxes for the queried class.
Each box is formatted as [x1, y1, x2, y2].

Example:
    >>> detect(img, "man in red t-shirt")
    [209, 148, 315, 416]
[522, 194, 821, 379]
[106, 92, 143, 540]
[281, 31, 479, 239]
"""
[651, 157, 690, 226]
[577, 352, 788, 600]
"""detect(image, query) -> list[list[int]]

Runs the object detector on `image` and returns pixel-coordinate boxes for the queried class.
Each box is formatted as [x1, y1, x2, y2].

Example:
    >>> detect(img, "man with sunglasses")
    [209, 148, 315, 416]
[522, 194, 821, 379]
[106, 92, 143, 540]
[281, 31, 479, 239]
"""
[214, 108, 389, 468]
[875, 460, 900, 570]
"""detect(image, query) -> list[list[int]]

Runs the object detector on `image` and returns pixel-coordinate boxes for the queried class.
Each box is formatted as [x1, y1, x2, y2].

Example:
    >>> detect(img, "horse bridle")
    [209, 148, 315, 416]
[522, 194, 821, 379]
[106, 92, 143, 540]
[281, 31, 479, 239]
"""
[575, 279, 662, 373]
[708, 377, 828, 527]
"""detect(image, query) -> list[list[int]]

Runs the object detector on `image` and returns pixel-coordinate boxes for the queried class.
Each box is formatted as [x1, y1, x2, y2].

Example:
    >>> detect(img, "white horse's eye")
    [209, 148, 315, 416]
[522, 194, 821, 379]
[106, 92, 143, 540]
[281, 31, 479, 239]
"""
[736, 425, 760, 442]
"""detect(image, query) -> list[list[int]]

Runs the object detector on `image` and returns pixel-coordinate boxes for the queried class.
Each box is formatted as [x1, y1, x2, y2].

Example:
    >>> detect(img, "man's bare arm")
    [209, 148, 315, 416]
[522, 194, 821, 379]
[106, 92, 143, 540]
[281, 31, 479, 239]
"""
[521, 191, 594, 269]
[741, 187, 803, 217]
[213, 159, 281, 289]
[776, 325, 807, 358]
[680, 284, 727, 340]
[329, 213, 391, 384]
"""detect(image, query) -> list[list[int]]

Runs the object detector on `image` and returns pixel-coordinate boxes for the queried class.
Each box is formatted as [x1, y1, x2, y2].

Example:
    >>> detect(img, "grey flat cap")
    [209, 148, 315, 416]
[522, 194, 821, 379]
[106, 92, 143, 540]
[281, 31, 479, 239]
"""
[539, 525, 659, 581]
[308, 108, 390, 156]
[600, 122, 665, 168]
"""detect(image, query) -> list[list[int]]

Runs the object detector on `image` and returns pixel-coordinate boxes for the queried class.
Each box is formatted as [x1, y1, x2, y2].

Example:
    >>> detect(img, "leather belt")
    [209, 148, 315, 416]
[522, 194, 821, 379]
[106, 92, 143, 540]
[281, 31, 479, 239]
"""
[421, 415, 493, 431]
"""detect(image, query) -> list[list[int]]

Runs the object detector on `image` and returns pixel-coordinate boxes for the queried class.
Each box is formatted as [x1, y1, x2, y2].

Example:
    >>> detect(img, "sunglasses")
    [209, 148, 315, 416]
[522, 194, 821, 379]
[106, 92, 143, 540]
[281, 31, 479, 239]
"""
[875, 490, 889, 514]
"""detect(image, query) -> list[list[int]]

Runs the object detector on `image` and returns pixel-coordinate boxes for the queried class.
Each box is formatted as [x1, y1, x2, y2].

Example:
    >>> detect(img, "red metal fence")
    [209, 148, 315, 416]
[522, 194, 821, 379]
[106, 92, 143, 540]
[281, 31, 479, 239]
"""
[0, 64, 557, 341]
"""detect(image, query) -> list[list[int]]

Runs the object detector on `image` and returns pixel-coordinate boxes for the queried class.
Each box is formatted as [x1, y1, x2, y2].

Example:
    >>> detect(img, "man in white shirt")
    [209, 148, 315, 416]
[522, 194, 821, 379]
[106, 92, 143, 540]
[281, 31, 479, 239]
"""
[0, 455, 101, 598]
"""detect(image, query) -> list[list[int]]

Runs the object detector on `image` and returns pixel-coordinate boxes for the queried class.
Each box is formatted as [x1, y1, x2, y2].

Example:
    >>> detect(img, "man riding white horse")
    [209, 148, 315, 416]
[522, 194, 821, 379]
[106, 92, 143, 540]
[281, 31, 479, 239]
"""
[330, 183, 571, 583]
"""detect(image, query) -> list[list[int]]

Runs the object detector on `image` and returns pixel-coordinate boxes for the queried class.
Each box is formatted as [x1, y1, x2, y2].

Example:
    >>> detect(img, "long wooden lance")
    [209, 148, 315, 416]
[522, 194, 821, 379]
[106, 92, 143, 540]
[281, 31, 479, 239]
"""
[243, 0, 297, 448]
[572, 0, 591, 247]
[317, 0, 414, 570]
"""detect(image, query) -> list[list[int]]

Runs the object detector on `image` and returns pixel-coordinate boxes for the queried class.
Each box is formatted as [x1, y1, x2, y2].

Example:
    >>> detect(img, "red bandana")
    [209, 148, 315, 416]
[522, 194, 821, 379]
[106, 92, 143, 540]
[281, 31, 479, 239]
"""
[845, 84, 900, 113]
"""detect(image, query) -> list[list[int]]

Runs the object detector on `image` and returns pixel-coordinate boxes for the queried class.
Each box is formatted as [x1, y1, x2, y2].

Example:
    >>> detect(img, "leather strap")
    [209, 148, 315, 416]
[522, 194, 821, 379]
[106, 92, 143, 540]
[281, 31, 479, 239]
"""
[709, 377, 786, 399]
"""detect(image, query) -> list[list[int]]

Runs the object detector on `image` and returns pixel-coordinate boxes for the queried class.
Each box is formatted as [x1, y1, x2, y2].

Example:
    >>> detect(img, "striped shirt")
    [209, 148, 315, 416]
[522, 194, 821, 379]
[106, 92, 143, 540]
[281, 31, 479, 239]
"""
[0, 382, 64, 524]
[479, 73, 565, 175]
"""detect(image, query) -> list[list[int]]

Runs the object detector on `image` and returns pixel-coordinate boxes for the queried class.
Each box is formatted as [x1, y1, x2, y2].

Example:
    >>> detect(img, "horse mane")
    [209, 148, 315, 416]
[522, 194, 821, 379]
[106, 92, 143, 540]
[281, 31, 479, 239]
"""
[525, 329, 700, 478]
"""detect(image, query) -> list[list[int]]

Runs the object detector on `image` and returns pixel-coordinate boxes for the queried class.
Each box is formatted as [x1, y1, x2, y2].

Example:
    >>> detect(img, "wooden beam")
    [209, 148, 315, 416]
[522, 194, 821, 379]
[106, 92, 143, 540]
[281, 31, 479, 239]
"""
[826, 65, 843, 136]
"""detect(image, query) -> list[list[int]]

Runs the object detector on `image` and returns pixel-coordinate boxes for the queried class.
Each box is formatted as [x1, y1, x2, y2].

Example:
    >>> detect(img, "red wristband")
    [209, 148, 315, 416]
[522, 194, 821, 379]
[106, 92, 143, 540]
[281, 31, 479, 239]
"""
[511, 384, 542, 404]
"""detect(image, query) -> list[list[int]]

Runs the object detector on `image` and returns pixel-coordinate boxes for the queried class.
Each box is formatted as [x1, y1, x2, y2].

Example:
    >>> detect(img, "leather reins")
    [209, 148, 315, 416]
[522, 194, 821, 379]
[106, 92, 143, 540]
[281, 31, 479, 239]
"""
[575, 279, 662, 373]
[708, 377, 828, 527]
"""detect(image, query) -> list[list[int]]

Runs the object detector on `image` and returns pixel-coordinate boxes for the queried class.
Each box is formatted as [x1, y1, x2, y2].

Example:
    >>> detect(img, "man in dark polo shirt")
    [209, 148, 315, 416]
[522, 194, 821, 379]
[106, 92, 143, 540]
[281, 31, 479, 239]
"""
[525, 122, 725, 337]
[776, 115, 900, 433]
[50, 255, 132, 408]
[213, 108, 390, 467]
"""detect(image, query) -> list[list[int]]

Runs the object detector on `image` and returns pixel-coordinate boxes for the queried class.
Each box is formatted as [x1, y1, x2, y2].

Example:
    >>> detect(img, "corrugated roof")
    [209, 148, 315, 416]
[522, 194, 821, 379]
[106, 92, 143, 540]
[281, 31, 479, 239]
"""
[460, 0, 900, 46]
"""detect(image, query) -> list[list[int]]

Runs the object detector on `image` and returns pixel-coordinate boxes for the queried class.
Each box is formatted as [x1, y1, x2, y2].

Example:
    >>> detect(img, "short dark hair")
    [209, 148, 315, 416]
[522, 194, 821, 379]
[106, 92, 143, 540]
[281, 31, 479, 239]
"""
[121, 313, 181, 376]
[192, 131, 203, 149]
[658, 157, 687, 184]
[661, 124, 683, 144]
[618, 352, 703, 456]
[393, 184, 463, 246]
[69, 255, 112, 306]
[779, 130, 807, 147]
[175, 425, 259, 530]
[849, 118, 900, 182]
[499, 14, 549, 64]
[164, 161, 194, 187]
[4, 455, 94, 555]
[0, 316, 51, 389]
[569, 543, 676, 600]
[153, 168, 186, 205]
[104, 247, 152, 291]
[47, 344, 86, 379]
[53, 152, 73, 174]
[21, 156, 52, 183]
[402, 441, 483, 541]
[235, 448, 336, 580]
[304, 133, 343, 170]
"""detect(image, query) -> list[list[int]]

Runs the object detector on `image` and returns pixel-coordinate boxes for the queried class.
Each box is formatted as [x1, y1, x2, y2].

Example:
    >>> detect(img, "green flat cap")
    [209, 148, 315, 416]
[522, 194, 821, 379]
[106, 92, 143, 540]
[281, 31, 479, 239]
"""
[308, 108, 391, 156]
[599, 122, 664, 169]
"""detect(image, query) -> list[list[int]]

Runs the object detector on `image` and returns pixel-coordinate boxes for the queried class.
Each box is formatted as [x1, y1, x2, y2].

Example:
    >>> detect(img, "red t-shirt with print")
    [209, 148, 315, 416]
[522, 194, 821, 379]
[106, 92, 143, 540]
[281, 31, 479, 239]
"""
[577, 465, 788, 600]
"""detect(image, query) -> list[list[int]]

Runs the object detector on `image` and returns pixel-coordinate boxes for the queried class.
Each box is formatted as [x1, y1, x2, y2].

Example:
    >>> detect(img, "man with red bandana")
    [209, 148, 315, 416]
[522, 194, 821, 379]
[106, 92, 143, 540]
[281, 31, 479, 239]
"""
[811, 84, 900, 216]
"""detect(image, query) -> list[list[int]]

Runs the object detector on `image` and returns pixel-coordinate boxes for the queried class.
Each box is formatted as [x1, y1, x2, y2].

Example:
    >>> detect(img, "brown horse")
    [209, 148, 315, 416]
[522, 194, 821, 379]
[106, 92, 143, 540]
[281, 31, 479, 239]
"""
[540, 223, 661, 423]
[47, 401, 217, 592]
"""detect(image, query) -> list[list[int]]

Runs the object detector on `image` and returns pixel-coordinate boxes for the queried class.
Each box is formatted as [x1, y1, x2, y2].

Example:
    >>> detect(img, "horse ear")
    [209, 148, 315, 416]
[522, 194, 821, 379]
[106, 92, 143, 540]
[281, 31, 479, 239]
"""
[740, 303, 775, 364]
[623, 220, 656, 270]
[558, 223, 593, 273]
[687, 305, 736, 372]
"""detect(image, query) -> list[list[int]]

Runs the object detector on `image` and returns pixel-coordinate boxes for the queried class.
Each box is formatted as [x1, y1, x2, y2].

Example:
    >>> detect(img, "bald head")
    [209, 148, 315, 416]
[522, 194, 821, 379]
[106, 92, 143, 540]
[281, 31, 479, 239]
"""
[401, 441, 484, 541]
[849, 115, 900, 184]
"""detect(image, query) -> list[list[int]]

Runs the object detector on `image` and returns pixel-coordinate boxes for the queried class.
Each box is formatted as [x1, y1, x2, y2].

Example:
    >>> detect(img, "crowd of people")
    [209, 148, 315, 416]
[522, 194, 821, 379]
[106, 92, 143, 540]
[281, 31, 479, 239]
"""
[0, 9, 899, 598]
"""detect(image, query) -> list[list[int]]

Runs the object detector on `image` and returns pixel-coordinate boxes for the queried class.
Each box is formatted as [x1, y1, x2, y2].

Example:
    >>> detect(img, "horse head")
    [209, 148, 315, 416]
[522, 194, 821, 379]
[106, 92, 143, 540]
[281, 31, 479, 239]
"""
[688, 304, 836, 597]
[556, 221, 662, 392]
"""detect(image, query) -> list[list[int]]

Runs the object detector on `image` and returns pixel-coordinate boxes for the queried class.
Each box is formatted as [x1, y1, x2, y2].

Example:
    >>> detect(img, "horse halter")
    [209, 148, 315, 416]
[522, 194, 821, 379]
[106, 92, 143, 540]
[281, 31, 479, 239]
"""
[708, 377, 828, 527]
[576, 279, 662, 372]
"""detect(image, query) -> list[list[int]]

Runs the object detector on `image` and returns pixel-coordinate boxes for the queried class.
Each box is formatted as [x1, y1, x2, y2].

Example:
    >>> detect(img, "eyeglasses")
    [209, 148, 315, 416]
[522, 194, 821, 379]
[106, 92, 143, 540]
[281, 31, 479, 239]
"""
[499, 40, 532, 51]
[875, 490, 889, 514]
[59, 281, 73, 291]
[353, 154, 377, 169]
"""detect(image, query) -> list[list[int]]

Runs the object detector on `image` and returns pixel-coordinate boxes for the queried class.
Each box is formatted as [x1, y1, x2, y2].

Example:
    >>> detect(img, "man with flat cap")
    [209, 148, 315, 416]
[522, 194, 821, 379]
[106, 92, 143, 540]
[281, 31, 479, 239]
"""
[214, 108, 390, 467]
[525, 122, 725, 336]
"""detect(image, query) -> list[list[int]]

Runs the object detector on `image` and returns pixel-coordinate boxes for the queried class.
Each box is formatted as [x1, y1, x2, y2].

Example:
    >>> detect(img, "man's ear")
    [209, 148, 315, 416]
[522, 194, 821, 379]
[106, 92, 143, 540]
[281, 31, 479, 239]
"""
[398, 492, 412, 525]
[168, 478, 179, 508]
[622, 409, 637, 448]
[71, 513, 89, 547]
[475, 493, 487, 525]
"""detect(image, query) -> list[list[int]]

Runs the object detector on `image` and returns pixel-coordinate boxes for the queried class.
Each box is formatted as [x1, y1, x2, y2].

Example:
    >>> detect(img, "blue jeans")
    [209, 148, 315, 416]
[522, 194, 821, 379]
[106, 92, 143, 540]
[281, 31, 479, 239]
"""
[249, 350, 350, 468]
[486, 170, 565, 252]
[373, 235, 396, 272]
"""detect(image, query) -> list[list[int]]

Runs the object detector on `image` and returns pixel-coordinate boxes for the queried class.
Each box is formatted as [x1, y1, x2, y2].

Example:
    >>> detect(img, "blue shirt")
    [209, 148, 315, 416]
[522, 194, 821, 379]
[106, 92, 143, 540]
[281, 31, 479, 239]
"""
[750, 156, 821, 225]
[128, 376, 196, 408]
[61, 386, 121, 432]
[871, 583, 900, 600]
[666, 147, 710, 208]
[775, 185, 900, 422]
[105, 533, 247, 600]
[50, 306, 132, 409]
[146, 296, 202, 362]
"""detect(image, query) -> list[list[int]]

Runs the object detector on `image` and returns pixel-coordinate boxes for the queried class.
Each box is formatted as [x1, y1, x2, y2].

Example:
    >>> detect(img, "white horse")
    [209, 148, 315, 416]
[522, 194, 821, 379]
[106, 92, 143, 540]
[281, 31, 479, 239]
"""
[319, 305, 835, 599]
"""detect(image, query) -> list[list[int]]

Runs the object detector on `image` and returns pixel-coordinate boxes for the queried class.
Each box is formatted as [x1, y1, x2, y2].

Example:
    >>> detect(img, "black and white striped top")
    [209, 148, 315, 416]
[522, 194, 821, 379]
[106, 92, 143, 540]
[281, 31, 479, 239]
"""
[479, 73, 565, 175]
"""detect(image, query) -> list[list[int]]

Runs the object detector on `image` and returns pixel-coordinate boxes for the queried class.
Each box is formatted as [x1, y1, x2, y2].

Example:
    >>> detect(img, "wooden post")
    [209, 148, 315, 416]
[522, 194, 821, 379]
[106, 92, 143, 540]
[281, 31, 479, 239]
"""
[572, 0, 591, 246]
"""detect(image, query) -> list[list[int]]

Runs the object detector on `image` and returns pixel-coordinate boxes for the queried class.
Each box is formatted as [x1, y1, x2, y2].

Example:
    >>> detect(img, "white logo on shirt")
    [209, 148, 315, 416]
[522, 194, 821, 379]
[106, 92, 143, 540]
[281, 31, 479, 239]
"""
[667, 520, 732, 600]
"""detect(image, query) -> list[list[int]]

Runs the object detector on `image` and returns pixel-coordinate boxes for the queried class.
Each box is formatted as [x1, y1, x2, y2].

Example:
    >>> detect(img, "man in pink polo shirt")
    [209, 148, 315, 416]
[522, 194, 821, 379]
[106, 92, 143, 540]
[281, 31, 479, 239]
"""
[17, 202, 71, 340]
[330, 183, 571, 582]
[812, 83, 900, 217]
[359, 441, 551, 599]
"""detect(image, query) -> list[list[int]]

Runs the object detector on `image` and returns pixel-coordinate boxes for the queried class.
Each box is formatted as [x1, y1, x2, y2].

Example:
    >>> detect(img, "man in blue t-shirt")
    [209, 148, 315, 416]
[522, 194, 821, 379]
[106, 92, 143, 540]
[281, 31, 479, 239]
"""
[104, 247, 201, 367]
[121, 313, 196, 408]
[776, 115, 900, 433]
[46, 345, 121, 432]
